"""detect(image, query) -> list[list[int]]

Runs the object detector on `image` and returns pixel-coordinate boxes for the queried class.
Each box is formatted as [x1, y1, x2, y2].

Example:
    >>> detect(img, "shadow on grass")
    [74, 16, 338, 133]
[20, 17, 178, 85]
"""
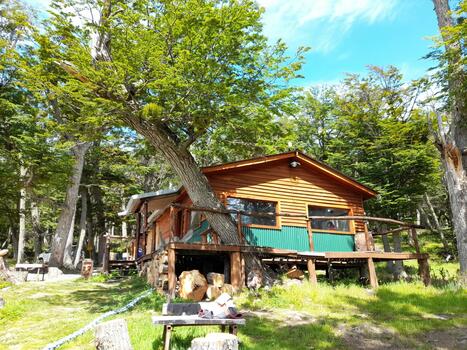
[147, 317, 344, 350]
[35, 277, 164, 314]
[337, 286, 467, 339]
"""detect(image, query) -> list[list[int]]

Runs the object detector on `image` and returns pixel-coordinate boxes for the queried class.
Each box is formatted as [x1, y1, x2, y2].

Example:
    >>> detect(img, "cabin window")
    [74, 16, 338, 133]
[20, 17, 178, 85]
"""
[226, 197, 277, 226]
[308, 206, 350, 232]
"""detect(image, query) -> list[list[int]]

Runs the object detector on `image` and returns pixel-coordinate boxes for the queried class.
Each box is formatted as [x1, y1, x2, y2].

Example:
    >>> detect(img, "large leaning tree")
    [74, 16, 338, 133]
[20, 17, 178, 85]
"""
[41, 0, 306, 273]
[431, 0, 467, 282]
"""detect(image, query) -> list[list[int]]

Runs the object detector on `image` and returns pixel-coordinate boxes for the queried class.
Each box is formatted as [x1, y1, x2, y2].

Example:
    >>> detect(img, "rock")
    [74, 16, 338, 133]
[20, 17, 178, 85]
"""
[47, 267, 63, 278]
[0, 249, 8, 257]
[206, 285, 221, 300]
[221, 283, 235, 295]
[207, 272, 224, 288]
[179, 270, 208, 301]
[283, 278, 302, 287]
[285, 266, 304, 279]
[190, 332, 238, 350]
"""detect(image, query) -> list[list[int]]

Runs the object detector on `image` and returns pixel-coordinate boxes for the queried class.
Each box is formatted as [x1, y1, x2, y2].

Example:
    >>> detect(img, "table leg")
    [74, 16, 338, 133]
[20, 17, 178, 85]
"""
[163, 325, 172, 350]
[229, 325, 237, 335]
[220, 325, 226, 332]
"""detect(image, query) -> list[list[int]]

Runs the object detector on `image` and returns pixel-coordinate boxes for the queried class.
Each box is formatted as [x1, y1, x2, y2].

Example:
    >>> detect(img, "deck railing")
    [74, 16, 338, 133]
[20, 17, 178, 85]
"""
[168, 203, 424, 255]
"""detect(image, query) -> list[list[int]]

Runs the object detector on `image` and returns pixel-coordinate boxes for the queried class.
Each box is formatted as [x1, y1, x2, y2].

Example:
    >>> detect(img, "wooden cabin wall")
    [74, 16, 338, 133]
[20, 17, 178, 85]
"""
[207, 159, 366, 232]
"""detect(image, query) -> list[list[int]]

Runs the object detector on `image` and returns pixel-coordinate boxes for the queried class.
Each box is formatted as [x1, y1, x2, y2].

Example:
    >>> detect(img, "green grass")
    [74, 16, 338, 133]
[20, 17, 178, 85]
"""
[1, 272, 465, 350]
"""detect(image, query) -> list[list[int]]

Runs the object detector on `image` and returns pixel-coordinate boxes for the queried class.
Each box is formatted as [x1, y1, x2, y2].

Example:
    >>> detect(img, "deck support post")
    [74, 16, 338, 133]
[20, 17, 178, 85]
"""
[307, 259, 317, 286]
[418, 257, 431, 286]
[230, 251, 242, 292]
[167, 248, 176, 299]
[236, 212, 244, 244]
[367, 257, 378, 289]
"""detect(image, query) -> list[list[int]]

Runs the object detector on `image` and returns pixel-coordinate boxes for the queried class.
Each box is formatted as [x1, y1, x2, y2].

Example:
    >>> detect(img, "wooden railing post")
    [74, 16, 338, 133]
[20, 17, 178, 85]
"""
[169, 206, 175, 241]
[410, 227, 421, 254]
[306, 219, 314, 251]
[103, 235, 110, 273]
[363, 221, 371, 251]
[236, 211, 244, 244]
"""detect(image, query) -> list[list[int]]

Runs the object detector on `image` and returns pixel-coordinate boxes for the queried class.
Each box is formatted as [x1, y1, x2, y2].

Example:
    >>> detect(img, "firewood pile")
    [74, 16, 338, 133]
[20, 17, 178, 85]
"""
[178, 270, 236, 302]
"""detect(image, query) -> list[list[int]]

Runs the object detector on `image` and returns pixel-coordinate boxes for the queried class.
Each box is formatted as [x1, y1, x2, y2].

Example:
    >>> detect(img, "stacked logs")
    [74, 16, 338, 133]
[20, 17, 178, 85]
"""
[178, 271, 236, 301]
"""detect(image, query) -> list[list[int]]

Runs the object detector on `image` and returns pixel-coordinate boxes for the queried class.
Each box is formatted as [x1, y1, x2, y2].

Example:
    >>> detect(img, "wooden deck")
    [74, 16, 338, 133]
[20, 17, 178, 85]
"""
[163, 242, 431, 291]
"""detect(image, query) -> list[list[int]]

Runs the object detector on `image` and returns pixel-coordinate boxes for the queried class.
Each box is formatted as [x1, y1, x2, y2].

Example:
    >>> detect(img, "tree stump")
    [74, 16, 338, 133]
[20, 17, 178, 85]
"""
[95, 319, 133, 350]
[190, 333, 238, 350]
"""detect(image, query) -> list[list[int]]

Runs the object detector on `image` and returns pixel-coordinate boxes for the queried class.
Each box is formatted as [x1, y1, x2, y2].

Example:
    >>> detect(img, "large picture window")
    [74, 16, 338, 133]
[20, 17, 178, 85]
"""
[308, 206, 351, 232]
[226, 197, 277, 227]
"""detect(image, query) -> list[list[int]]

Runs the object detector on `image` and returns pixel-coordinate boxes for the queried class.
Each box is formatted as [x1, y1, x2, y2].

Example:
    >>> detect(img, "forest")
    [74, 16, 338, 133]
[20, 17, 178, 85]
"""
[1, 0, 465, 280]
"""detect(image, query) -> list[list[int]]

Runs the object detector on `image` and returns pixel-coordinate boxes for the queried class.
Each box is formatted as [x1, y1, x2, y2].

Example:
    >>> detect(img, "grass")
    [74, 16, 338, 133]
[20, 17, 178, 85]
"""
[0, 273, 465, 350]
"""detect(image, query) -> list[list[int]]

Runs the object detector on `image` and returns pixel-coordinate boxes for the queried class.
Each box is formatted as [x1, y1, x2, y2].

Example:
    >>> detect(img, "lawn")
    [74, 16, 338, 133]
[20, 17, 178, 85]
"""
[1, 269, 466, 350]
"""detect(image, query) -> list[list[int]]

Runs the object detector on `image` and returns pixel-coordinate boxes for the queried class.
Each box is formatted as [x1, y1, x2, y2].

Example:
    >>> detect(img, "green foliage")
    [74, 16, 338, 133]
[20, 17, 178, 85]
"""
[295, 66, 444, 221]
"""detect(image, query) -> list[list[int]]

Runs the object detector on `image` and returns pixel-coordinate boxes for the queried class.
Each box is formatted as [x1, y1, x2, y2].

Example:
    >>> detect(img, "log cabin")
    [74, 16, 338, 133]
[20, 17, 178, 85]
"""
[117, 151, 430, 293]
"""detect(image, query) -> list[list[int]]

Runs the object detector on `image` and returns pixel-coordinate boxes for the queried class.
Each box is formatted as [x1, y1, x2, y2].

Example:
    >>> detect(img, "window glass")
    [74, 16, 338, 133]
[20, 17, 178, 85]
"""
[308, 206, 350, 232]
[226, 197, 277, 226]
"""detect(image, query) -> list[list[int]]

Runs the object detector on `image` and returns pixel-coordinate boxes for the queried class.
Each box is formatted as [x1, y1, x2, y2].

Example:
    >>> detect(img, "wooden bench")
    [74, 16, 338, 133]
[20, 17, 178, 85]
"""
[15, 263, 48, 281]
[152, 303, 245, 350]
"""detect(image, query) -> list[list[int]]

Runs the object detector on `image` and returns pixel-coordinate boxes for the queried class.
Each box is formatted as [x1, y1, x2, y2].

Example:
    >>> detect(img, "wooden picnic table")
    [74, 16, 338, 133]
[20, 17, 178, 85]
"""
[15, 263, 48, 281]
[152, 314, 245, 350]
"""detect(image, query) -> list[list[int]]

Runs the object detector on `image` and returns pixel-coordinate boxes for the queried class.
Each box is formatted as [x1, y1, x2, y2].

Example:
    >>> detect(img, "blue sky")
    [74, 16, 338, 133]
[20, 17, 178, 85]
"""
[25, 0, 440, 86]
[257, 0, 440, 86]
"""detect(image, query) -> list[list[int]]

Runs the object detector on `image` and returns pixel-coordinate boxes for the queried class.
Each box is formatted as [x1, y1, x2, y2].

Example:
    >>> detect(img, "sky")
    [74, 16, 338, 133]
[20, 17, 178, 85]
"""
[25, 0, 441, 87]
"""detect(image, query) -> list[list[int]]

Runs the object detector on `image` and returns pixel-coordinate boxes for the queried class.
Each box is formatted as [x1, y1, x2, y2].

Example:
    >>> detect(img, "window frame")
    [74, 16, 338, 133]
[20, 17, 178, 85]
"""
[307, 203, 355, 234]
[225, 195, 281, 229]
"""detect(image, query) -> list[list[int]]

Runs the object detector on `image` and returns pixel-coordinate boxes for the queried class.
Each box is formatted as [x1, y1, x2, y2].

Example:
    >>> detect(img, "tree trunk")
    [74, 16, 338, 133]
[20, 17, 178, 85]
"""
[17, 164, 27, 264]
[423, 193, 451, 253]
[74, 188, 88, 267]
[124, 118, 266, 279]
[392, 232, 408, 280]
[31, 200, 43, 260]
[381, 234, 394, 273]
[432, 0, 467, 282]
[49, 141, 92, 267]
[63, 207, 77, 269]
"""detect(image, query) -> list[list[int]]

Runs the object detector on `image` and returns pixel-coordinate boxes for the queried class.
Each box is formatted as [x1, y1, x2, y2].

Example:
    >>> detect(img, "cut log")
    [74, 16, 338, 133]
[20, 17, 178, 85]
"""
[207, 272, 224, 288]
[190, 333, 238, 350]
[179, 270, 208, 301]
[95, 318, 133, 350]
[206, 285, 221, 300]
[285, 266, 304, 280]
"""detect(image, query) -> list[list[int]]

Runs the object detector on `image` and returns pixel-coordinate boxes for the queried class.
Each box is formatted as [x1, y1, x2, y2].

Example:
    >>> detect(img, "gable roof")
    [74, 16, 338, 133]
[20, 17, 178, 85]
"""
[202, 150, 377, 199]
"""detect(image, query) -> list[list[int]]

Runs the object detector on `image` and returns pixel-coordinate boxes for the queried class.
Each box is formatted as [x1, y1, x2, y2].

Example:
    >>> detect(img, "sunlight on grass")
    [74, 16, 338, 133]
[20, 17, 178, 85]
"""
[1, 271, 466, 350]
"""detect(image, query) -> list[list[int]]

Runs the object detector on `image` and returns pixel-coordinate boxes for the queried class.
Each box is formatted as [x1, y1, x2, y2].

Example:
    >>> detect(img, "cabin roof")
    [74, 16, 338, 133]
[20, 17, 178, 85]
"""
[120, 150, 377, 216]
[202, 150, 377, 199]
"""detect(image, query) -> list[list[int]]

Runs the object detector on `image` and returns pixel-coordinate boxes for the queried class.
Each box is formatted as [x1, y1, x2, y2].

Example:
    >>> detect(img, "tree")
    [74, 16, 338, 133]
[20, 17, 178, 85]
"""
[42, 0, 305, 274]
[431, 0, 467, 281]
[295, 67, 443, 278]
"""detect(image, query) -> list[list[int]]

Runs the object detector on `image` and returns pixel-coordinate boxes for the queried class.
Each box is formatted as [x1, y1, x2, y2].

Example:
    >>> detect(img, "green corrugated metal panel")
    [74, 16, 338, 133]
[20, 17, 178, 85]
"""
[186, 220, 209, 243]
[243, 226, 310, 251]
[313, 232, 354, 252]
[242, 225, 354, 252]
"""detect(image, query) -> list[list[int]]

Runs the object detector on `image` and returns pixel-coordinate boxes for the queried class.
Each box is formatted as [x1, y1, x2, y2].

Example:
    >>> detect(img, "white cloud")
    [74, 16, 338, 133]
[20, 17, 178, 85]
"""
[257, 0, 399, 53]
